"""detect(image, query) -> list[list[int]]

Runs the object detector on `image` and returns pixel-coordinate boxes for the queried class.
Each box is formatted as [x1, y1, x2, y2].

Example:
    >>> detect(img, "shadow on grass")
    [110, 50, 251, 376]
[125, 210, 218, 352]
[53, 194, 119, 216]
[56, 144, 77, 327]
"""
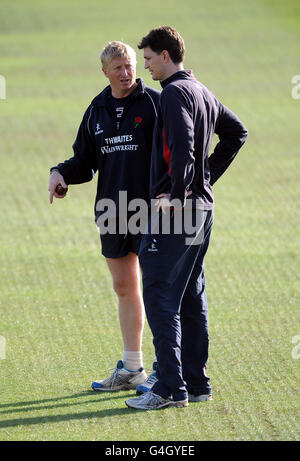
[0, 391, 140, 428]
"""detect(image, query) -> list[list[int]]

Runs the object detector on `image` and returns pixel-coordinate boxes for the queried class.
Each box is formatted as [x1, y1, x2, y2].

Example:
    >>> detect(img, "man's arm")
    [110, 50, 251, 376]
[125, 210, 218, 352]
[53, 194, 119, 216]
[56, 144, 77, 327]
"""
[50, 106, 98, 187]
[209, 105, 248, 186]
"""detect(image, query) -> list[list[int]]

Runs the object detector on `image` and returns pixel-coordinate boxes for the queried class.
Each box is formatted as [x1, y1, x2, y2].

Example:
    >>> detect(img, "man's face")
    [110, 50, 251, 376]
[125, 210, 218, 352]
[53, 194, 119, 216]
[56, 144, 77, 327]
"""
[143, 46, 166, 81]
[103, 56, 136, 97]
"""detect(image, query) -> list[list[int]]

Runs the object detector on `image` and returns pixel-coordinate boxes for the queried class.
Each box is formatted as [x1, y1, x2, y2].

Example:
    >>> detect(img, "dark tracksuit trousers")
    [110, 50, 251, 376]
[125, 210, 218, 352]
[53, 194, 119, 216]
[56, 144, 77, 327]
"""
[139, 208, 213, 402]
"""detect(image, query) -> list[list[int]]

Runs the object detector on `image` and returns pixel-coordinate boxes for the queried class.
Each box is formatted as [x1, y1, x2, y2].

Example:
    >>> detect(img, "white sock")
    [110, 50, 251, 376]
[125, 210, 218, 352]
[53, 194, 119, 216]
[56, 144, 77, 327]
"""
[123, 351, 143, 371]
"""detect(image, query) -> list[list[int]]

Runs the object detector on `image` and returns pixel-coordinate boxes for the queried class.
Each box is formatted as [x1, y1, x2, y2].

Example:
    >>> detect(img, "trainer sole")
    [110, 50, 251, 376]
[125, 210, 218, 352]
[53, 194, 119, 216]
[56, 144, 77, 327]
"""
[125, 399, 189, 410]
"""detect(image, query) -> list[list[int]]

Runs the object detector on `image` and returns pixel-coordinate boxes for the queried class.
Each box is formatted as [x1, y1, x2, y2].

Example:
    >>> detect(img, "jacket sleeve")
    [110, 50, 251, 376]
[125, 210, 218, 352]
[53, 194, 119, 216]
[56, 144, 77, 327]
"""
[209, 104, 248, 186]
[50, 106, 98, 185]
[160, 86, 196, 206]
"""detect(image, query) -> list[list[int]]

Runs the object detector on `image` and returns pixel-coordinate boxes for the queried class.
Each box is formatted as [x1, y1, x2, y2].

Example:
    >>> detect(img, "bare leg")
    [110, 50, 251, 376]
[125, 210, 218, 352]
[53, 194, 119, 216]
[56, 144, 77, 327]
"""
[106, 252, 145, 352]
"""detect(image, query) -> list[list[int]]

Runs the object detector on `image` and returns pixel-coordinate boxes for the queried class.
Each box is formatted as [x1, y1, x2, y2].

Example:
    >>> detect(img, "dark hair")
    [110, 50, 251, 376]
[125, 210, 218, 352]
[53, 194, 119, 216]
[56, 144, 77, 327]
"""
[138, 26, 185, 64]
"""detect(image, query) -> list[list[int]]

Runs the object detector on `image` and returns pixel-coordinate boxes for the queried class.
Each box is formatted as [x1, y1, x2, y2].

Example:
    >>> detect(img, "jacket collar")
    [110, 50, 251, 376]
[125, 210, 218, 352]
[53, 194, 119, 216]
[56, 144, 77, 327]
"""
[160, 70, 194, 88]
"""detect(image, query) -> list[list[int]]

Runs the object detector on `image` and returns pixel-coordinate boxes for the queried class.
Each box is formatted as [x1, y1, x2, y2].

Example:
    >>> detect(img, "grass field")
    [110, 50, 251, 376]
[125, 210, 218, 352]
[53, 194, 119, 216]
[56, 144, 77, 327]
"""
[0, 0, 299, 441]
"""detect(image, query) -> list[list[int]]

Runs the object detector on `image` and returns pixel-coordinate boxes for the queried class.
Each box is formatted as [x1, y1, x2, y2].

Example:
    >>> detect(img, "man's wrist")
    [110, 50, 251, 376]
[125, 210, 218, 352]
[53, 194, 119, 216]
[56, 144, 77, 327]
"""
[50, 168, 60, 175]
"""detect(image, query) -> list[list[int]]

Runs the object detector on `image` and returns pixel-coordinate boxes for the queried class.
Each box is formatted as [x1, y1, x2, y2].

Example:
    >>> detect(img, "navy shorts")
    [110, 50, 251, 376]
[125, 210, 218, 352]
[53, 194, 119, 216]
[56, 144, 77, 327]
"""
[99, 215, 143, 259]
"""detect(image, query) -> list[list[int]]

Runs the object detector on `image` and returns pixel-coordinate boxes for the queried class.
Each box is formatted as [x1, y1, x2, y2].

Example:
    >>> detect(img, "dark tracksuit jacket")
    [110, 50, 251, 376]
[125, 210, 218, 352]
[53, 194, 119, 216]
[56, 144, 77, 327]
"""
[51, 79, 160, 221]
[150, 70, 248, 207]
[139, 70, 248, 401]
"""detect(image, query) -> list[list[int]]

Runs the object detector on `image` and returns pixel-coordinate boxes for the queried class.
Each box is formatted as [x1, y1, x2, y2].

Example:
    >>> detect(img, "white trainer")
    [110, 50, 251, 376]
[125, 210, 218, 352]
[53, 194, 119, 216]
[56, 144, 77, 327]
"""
[91, 360, 147, 391]
[126, 391, 188, 410]
[136, 361, 158, 395]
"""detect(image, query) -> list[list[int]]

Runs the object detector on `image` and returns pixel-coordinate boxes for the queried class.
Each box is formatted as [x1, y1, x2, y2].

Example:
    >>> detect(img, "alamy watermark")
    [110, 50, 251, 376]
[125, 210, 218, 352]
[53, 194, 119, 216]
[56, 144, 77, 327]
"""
[95, 191, 206, 245]
[291, 75, 300, 100]
[0, 336, 6, 362]
[0, 75, 6, 100]
[291, 335, 300, 360]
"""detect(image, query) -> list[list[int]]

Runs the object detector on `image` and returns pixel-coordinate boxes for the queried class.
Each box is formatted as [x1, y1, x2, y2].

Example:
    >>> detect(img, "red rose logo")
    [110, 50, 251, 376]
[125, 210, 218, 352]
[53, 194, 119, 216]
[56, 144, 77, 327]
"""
[134, 116, 143, 128]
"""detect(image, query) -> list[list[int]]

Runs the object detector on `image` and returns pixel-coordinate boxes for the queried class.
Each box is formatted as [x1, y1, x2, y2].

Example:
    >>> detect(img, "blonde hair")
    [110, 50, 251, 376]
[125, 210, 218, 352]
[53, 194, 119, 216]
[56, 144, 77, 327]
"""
[100, 41, 136, 70]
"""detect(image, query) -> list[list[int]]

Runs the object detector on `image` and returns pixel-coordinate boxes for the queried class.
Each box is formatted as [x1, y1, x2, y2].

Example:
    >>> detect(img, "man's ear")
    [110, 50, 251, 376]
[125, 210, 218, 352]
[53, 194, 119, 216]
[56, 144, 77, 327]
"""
[161, 50, 170, 63]
[102, 67, 108, 78]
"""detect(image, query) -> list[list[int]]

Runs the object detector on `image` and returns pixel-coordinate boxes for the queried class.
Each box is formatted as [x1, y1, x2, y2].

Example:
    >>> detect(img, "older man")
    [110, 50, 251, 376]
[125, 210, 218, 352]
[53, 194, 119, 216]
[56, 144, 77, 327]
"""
[49, 41, 160, 391]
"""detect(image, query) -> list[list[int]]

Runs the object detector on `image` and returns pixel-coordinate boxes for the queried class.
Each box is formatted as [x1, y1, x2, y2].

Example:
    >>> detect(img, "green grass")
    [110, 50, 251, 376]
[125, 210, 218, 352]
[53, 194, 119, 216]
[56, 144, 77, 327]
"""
[0, 0, 299, 441]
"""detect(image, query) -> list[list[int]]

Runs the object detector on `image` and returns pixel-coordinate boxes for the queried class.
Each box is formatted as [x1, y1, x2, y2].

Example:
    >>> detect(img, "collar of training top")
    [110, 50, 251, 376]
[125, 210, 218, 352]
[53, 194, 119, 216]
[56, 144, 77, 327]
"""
[160, 70, 194, 88]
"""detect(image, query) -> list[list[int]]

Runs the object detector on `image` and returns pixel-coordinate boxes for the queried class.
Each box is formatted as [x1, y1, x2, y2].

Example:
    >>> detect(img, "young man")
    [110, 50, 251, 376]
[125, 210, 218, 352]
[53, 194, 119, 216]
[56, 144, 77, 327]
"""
[125, 27, 248, 410]
[48, 41, 160, 391]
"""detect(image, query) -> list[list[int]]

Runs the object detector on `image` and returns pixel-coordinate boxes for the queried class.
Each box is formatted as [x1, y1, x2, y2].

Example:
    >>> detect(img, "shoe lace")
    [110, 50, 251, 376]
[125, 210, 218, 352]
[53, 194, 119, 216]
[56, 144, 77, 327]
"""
[144, 371, 157, 386]
[102, 366, 121, 387]
[141, 391, 164, 406]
